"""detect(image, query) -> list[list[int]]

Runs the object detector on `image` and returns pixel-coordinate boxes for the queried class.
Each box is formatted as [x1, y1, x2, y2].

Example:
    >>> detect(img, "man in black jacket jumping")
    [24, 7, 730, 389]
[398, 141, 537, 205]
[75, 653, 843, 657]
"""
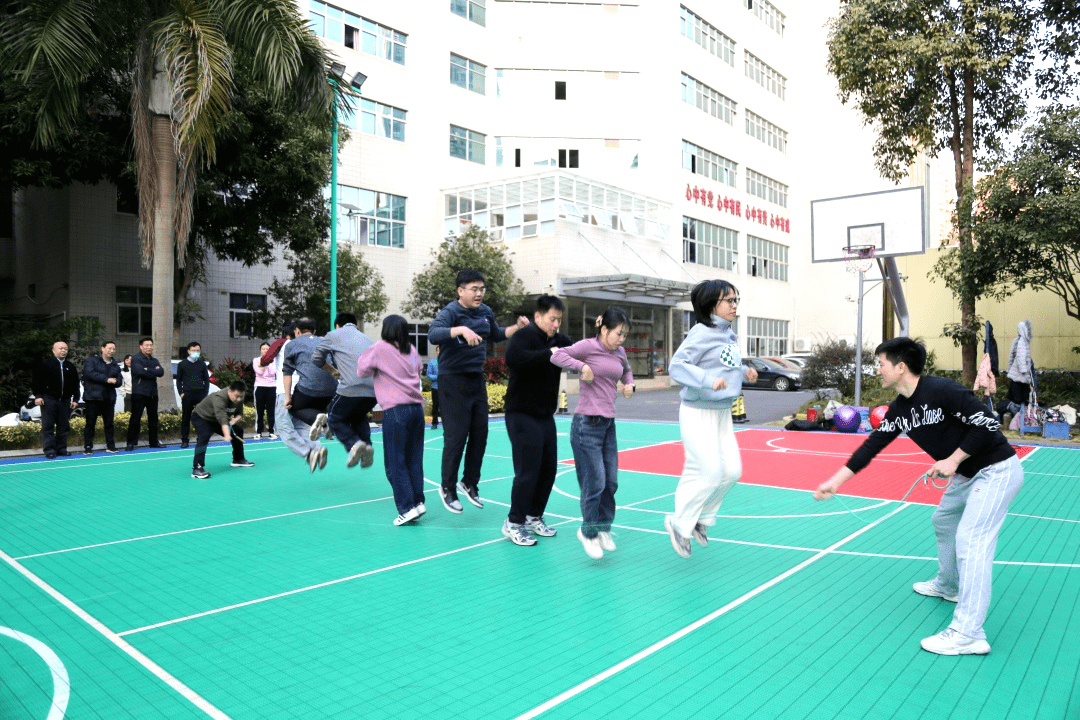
[32, 340, 80, 459]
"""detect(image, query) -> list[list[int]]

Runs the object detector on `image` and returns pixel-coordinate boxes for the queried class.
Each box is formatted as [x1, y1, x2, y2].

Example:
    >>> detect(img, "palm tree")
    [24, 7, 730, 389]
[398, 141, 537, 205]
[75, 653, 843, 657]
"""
[1, 0, 336, 408]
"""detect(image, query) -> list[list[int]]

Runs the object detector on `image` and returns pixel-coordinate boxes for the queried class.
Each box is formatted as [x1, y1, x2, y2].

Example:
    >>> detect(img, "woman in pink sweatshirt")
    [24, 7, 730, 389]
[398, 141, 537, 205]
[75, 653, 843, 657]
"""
[357, 315, 427, 526]
[252, 342, 277, 439]
[551, 307, 635, 559]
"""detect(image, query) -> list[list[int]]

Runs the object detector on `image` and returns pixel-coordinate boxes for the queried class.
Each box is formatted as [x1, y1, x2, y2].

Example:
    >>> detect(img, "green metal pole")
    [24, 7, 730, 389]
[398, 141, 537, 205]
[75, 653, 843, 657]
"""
[329, 79, 339, 326]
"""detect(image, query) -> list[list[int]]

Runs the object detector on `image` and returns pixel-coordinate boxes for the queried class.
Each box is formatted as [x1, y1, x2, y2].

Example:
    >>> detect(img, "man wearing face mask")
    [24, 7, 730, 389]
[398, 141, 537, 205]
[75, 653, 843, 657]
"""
[176, 341, 211, 449]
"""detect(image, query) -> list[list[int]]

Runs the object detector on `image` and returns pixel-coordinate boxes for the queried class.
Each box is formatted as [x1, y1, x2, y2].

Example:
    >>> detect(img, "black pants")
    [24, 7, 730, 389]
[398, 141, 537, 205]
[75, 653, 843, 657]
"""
[254, 386, 276, 434]
[192, 415, 245, 469]
[40, 396, 71, 456]
[439, 372, 488, 492]
[127, 394, 159, 446]
[506, 412, 559, 524]
[326, 394, 376, 450]
[291, 388, 332, 426]
[430, 387, 440, 428]
[180, 389, 208, 442]
[83, 399, 116, 450]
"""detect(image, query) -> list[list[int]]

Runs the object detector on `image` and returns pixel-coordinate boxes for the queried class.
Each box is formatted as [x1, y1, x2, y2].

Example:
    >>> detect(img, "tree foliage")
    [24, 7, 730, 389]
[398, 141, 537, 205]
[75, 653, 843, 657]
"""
[252, 244, 388, 338]
[936, 105, 1080, 323]
[402, 225, 527, 323]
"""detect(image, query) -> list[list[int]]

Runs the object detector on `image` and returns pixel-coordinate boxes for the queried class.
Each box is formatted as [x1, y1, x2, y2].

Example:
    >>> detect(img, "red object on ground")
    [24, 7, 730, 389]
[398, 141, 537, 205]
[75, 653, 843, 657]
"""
[870, 405, 889, 429]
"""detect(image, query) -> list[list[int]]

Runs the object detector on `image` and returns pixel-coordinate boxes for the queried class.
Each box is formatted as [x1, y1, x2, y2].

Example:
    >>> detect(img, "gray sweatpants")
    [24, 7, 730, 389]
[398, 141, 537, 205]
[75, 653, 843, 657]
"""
[931, 454, 1024, 640]
[275, 392, 321, 460]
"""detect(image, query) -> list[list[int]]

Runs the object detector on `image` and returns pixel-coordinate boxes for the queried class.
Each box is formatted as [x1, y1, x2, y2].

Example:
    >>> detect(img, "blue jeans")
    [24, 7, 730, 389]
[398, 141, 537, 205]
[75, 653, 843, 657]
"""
[570, 414, 619, 538]
[382, 404, 426, 514]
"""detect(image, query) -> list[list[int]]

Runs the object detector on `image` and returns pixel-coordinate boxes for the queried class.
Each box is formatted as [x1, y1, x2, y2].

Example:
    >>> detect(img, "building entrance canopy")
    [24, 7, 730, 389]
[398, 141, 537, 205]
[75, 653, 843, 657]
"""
[559, 273, 692, 306]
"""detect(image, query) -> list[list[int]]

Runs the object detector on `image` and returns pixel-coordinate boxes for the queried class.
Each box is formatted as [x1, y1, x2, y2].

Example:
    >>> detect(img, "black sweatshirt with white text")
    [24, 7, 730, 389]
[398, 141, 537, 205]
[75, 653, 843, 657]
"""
[846, 375, 1015, 478]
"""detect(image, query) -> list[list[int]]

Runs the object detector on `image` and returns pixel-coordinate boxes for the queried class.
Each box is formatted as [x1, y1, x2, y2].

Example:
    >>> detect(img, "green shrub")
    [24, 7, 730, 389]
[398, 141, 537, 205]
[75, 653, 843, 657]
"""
[799, 337, 876, 397]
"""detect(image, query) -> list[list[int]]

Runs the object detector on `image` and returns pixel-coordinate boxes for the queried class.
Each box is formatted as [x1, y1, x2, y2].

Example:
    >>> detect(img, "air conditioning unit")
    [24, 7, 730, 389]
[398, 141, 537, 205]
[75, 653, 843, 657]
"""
[794, 338, 812, 352]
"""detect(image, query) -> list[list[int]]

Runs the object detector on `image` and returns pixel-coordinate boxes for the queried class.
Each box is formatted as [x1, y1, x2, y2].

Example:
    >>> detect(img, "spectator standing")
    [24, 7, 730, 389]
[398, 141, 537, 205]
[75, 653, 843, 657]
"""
[82, 340, 123, 455]
[425, 345, 441, 429]
[501, 295, 572, 546]
[252, 342, 277, 439]
[427, 269, 527, 513]
[119, 354, 133, 412]
[125, 337, 166, 451]
[32, 340, 80, 459]
[313, 313, 377, 469]
[175, 341, 210, 449]
[190, 381, 255, 479]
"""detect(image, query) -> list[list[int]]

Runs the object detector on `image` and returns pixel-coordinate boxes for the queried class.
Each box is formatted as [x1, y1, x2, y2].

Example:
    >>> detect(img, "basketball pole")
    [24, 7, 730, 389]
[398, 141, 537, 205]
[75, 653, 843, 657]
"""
[855, 270, 864, 408]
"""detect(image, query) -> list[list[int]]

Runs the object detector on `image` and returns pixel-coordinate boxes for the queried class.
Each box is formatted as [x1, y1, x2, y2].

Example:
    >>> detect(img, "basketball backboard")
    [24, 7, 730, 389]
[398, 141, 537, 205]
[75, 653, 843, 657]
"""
[810, 187, 927, 263]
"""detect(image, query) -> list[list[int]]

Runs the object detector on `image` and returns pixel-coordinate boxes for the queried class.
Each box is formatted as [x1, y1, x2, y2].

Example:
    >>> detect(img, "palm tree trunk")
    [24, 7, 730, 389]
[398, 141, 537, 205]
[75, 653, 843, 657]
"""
[152, 113, 177, 409]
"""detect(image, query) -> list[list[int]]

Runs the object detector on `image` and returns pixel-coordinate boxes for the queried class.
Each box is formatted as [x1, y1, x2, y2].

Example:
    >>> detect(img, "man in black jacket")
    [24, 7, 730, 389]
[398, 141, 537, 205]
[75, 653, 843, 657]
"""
[175, 341, 211, 449]
[32, 340, 81, 459]
[82, 340, 122, 454]
[501, 295, 572, 546]
[126, 337, 166, 451]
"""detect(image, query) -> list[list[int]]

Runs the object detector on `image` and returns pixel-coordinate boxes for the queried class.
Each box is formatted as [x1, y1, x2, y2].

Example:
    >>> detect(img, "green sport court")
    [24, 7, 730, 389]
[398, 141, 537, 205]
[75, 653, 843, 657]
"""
[1, 419, 1077, 719]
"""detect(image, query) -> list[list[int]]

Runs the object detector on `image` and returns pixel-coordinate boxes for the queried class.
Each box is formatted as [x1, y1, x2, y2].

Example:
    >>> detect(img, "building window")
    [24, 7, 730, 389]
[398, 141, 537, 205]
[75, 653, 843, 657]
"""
[747, 317, 789, 356]
[682, 140, 737, 187]
[116, 286, 152, 336]
[229, 294, 266, 339]
[680, 6, 735, 66]
[558, 149, 579, 168]
[335, 185, 407, 248]
[681, 73, 736, 125]
[745, 110, 788, 153]
[745, 51, 786, 99]
[747, 235, 788, 281]
[555, 81, 566, 99]
[343, 97, 406, 141]
[450, 0, 485, 26]
[309, 2, 406, 65]
[451, 53, 486, 94]
[450, 125, 486, 164]
[746, 0, 785, 37]
[682, 216, 738, 270]
[408, 323, 430, 356]
[745, 168, 788, 208]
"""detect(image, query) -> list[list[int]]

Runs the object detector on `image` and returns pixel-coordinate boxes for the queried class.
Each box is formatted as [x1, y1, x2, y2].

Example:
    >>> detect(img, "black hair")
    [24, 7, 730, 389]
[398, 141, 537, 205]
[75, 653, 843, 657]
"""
[689, 280, 739, 328]
[535, 294, 564, 314]
[228, 380, 248, 393]
[138, 337, 153, 346]
[595, 306, 630, 335]
[874, 337, 927, 376]
[122, 354, 132, 362]
[281, 319, 297, 337]
[101, 340, 116, 348]
[186, 341, 201, 350]
[456, 269, 485, 287]
[381, 314, 412, 354]
[335, 313, 357, 327]
[295, 317, 316, 334]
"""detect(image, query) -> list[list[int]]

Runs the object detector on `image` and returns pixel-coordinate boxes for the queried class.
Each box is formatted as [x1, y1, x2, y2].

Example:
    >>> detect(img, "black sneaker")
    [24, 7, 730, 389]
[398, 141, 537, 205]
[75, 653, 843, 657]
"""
[231, 459, 255, 468]
[83, 448, 94, 456]
[192, 467, 211, 479]
[180, 441, 190, 449]
[457, 481, 484, 509]
[438, 486, 464, 514]
[105, 447, 119, 454]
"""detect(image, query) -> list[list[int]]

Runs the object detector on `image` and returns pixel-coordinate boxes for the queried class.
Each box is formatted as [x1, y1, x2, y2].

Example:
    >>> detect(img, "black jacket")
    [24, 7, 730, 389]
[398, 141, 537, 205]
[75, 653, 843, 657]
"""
[504, 322, 571, 418]
[32, 357, 80, 403]
[131, 353, 165, 397]
[82, 355, 123, 403]
[175, 357, 210, 397]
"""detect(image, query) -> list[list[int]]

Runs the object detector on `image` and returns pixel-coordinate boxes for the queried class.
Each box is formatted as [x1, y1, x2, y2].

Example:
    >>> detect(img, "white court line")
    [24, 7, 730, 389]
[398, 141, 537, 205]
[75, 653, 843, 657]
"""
[0, 549, 231, 719]
[0, 626, 70, 720]
[764, 436, 926, 458]
[15, 496, 394, 560]
[514, 503, 913, 720]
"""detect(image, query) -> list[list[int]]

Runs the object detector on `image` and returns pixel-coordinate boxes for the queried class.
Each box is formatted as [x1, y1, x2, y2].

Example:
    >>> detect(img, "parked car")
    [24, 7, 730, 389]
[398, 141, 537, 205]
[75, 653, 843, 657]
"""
[781, 354, 811, 368]
[742, 357, 802, 392]
[765, 356, 801, 370]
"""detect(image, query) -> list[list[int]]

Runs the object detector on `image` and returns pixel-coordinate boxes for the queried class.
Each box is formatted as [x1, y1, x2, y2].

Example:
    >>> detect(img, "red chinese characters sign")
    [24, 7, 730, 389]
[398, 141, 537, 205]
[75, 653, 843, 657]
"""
[684, 183, 790, 234]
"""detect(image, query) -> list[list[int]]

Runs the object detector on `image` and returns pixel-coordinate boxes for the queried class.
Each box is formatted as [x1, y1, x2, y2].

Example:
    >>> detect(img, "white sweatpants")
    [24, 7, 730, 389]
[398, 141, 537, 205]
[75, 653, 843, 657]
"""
[931, 454, 1024, 640]
[671, 404, 742, 538]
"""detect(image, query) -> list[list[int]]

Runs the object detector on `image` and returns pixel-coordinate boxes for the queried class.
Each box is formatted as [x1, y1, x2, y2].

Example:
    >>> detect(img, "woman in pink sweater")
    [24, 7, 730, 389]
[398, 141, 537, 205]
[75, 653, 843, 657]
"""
[357, 315, 427, 526]
[551, 307, 635, 559]
[252, 342, 277, 439]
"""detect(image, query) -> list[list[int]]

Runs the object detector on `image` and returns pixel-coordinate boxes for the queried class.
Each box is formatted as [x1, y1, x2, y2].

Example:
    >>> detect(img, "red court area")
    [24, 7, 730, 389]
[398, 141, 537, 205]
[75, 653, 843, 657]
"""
[603, 429, 1035, 506]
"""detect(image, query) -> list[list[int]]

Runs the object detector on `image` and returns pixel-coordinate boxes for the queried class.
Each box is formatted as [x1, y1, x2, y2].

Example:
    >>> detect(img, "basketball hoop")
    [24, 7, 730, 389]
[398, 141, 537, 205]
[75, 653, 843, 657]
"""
[843, 245, 876, 274]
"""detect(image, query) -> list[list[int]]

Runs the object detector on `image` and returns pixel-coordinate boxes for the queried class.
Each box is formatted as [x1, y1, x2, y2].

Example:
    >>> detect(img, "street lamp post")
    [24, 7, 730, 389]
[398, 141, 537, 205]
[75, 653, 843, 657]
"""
[328, 63, 367, 324]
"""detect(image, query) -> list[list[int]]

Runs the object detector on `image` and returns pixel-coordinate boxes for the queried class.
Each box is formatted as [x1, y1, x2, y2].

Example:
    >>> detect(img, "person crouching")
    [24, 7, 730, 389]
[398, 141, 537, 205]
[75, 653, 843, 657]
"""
[191, 381, 254, 479]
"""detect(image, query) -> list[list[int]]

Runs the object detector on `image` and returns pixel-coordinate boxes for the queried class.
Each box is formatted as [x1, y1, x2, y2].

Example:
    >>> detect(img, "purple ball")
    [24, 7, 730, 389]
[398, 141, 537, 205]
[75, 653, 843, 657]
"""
[834, 405, 860, 432]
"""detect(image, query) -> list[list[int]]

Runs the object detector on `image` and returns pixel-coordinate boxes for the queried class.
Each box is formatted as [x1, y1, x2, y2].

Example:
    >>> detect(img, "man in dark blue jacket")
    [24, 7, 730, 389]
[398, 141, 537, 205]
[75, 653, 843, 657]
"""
[125, 337, 166, 451]
[82, 340, 122, 454]
[32, 340, 80, 458]
[175, 341, 211, 448]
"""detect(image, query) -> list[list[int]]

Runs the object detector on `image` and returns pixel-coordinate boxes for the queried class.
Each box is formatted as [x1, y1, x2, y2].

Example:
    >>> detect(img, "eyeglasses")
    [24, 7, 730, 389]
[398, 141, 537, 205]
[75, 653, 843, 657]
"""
[461, 285, 487, 294]
[720, 296, 740, 305]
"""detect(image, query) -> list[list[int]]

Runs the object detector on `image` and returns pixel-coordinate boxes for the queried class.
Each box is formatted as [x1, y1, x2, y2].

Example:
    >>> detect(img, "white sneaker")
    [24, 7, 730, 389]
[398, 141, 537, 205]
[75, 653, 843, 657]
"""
[913, 580, 958, 603]
[597, 531, 616, 552]
[268, 433, 278, 440]
[394, 506, 421, 526]
[503, 520, 537, 546]
[307, 450, 320, 474]
[577, 529, 604, 559]
[317, 446, 328, 470]
[691, 523, 709, 548]
[347, 440, 367, 468]
[920, 627, 990, 655]
[308, 413, 328, 441]
[524, 516, 557, 537]
[415, 503, 426, 519]
[253, 432, 262, 439]
[664, 516, 691, 558]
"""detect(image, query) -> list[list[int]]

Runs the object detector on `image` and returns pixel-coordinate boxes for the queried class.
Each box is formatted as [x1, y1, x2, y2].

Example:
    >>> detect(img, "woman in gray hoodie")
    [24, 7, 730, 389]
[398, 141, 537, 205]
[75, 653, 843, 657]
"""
[664, 280, 757, 558]
[1003, 320, 1033, 423]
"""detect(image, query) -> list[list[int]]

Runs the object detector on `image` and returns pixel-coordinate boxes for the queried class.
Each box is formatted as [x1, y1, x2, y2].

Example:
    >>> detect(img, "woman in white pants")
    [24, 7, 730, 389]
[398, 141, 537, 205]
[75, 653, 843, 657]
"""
[665, 280, 757, 558]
